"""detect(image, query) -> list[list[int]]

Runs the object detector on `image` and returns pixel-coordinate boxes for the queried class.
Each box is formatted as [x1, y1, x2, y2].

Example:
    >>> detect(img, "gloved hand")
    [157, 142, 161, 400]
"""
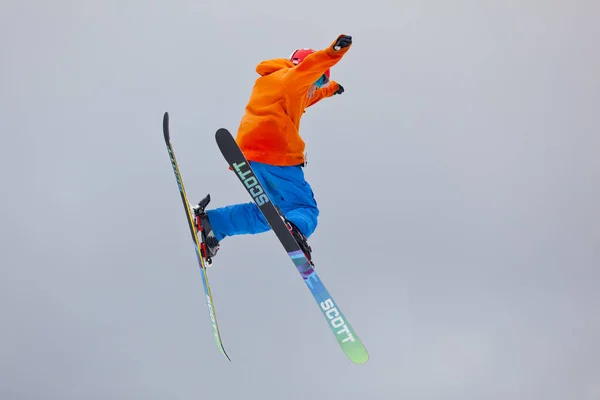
[333, 35, 352, 51]
[334, 83, 344, 95]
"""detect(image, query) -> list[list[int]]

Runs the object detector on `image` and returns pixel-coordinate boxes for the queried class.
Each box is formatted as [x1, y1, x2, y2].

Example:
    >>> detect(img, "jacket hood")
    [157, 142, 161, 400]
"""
[256, 58, 294, 76]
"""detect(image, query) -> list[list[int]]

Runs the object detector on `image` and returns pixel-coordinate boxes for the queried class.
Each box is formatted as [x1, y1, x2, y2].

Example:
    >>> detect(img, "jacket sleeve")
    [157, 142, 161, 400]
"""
[282, 35, 351, 95]
[306, 81, 340, 107]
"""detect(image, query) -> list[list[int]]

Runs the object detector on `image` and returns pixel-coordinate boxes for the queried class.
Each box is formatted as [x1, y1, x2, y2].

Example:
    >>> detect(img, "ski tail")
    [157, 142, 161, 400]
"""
[163, 112, 230, 361]
[215, 128, 368, 364]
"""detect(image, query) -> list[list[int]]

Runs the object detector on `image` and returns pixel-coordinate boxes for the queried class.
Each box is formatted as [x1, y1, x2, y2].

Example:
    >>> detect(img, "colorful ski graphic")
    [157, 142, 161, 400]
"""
[162, 112, 230, 361]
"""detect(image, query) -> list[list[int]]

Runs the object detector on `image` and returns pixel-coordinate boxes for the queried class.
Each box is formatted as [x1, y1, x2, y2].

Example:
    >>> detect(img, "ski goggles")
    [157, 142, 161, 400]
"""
[314, 74, 328, 88]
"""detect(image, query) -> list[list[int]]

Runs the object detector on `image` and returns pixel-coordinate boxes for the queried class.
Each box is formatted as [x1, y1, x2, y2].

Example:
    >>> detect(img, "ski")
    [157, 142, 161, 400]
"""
[162, 112, 230, 361]
[215, 128, 368, 364]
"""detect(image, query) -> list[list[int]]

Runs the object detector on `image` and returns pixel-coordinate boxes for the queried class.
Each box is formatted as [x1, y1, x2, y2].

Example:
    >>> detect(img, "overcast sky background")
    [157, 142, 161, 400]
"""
[1, 0, 599, 399]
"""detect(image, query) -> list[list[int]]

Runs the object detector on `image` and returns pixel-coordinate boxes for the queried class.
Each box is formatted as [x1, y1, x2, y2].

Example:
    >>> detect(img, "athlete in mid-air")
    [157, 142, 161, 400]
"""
[193, 34, 353, 262]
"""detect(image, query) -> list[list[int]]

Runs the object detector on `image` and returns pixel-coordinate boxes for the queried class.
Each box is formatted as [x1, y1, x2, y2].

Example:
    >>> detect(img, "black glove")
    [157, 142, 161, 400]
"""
[333, 35, 352, 51]
[334, 84, 344, 95]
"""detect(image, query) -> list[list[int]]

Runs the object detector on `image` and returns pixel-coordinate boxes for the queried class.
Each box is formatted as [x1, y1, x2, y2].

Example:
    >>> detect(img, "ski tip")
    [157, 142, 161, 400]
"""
[215, 128, 230, 140]
[352, 350, 369, 365]
[163, 112, 170, 142]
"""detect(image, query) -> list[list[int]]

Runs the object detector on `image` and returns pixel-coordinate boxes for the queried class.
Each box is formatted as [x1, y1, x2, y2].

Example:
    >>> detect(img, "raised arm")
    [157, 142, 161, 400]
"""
[283, 35, 352, 95]
[306, 81, 343, 107]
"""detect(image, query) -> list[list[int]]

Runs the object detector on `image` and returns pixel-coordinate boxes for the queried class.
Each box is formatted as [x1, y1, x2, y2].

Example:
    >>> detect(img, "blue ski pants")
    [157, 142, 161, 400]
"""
[206, 161, 319, 242]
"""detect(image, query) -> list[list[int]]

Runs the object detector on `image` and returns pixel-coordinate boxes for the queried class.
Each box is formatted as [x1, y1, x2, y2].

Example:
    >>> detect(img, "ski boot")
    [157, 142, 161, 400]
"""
[287, 220, 313, 265]
[192, 194, 220, 265]
[277, 209, 314, 266]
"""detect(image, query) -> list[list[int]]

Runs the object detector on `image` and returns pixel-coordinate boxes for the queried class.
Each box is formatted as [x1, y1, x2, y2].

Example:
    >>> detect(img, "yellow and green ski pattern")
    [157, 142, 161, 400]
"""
[162, 112, 230, 361]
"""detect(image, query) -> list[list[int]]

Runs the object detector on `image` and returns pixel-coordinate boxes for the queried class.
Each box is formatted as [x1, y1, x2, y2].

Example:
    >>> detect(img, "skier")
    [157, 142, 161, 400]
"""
[193, 34, 353, 262]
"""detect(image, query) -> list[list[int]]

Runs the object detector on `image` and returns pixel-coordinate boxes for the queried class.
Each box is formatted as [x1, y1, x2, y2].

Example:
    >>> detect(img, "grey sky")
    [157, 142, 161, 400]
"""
[1, 0, 599, 399]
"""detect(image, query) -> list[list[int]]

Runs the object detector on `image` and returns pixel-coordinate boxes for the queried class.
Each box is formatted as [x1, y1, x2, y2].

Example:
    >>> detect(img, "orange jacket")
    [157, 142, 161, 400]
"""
[235, 35, 352, 166]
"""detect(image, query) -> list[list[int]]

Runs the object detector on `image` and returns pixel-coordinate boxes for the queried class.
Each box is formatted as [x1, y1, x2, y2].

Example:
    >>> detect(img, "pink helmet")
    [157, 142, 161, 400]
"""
[290, 48, 330, 87]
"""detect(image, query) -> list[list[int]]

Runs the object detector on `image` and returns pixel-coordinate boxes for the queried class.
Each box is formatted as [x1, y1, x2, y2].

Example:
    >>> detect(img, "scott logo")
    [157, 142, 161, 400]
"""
[206, 294, 219, 339]
[232, 162, 270, 206]
[168, 149, 183, 192]
[320, 298, 355, 343]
